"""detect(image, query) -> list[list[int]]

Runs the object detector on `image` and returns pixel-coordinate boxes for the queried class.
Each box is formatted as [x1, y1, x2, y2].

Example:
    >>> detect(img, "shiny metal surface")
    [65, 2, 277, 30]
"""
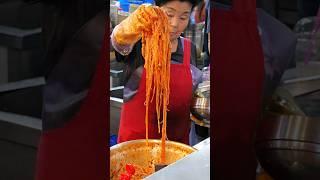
[195, 81, 210, 95]
[146, 138, 210, 180]
[256, 113, 320, 142]
[192, 97, 210, 108]
[191, 97, 210, 122]
[255, 113, 320, 180]
[191, 81, 210, 121]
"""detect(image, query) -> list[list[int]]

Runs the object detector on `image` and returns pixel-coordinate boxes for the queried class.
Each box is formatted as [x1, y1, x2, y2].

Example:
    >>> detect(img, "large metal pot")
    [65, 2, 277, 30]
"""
[255, 113, 320, 180]
[110, 139, 196, 180]
[255, 62, 320, 179]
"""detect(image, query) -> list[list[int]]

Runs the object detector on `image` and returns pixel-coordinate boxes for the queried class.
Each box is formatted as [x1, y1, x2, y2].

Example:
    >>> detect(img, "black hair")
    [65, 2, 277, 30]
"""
[155, 0, 201, 8]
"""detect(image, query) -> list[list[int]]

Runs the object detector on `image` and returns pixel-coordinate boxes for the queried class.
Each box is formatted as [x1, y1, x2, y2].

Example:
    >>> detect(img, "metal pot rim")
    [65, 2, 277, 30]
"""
[110, 139, 197, 152]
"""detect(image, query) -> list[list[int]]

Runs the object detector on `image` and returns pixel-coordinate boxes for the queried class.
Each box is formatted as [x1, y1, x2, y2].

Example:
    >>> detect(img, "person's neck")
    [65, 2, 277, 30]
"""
[171, 38, 178, 52]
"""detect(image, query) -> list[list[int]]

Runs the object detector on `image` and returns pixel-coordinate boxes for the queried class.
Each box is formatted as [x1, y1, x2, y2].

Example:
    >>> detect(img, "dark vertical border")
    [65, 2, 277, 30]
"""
[210, 0, 214, 179]
[106, 2, 111, 179]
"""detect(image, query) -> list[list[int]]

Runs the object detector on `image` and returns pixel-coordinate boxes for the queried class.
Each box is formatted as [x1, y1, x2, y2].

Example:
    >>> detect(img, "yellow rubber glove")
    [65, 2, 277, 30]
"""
[113, 5, 161, 45]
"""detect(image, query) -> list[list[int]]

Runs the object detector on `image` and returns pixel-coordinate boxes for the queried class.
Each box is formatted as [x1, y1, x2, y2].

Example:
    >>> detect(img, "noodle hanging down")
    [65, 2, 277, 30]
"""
[114, 5, 171, 165]
[140, 6, 171, 164]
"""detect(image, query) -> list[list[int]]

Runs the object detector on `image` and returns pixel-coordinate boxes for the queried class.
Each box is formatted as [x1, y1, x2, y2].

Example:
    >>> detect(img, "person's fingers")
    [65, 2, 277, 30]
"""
[116, 4, 170, 42]
[133, 5, 161, 31]
[143, 5, 160, 20]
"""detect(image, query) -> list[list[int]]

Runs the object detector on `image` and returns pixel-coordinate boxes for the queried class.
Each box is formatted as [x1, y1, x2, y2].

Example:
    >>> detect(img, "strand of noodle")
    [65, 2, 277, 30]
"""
[140, 6, 171, 163]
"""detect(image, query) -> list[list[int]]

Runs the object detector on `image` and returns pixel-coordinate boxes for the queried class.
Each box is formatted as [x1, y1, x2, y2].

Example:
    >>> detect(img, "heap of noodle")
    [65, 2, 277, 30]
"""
[114, 4, 171, 167]
[140, 6, 171, 164]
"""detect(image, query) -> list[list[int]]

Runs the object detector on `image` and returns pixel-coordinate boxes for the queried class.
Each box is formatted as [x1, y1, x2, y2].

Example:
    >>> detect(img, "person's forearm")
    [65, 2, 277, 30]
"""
[110, 25, 135, 56]
[110, 5, 157, 56]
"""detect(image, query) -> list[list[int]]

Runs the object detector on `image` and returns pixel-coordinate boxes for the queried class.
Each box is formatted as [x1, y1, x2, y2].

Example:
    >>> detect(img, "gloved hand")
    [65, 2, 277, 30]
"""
[113, 5, 162, 45]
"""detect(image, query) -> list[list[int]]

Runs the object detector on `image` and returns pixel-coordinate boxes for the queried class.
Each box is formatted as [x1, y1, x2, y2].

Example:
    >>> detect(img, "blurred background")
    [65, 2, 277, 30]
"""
[0, 0, 320, 179]
[0, 0, 106, 179]
[0, 1, 44, 179]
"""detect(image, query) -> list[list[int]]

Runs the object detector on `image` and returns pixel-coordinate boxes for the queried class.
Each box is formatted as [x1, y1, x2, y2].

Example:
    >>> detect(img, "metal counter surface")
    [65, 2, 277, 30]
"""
[145, 138, 210, 180]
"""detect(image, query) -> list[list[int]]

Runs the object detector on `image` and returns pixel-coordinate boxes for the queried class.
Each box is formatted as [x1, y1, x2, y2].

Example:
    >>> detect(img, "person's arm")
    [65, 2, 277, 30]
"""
[110, 5, 160, 56]
[110, 25, 136, 56]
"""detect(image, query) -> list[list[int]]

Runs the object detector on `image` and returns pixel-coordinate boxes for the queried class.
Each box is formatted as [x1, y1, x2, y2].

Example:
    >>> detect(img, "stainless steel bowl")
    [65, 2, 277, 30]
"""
[191, 81, 210, 121]
[255, 113, 320, 180]
[191, 97, 210, 121]
[110, 139, 196, 180]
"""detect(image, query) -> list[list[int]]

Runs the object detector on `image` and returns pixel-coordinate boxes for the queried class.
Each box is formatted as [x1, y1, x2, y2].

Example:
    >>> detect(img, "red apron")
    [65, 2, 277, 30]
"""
[118, 38, 192, 145]
[212, 0, 264, 179]
[35, 24, 108, 179]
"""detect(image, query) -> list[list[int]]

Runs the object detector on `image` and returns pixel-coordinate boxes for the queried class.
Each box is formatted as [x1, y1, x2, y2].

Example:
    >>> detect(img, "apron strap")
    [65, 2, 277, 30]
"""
[183, 38, 191, 66]
[232, 0, 256, 14]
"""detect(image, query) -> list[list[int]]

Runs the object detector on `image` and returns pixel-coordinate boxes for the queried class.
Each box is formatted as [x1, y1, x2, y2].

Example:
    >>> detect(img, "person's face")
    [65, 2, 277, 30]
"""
[160, 1, 192, 41]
